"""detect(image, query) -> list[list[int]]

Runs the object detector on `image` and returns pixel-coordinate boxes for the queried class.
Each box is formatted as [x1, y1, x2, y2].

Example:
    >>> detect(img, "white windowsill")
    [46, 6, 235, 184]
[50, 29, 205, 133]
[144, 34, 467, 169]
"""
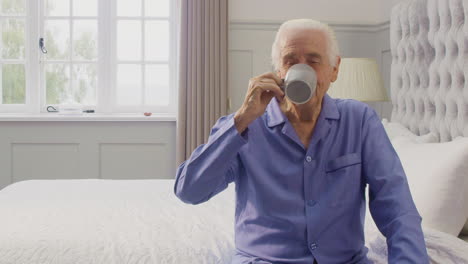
[0, 113, 177, 122]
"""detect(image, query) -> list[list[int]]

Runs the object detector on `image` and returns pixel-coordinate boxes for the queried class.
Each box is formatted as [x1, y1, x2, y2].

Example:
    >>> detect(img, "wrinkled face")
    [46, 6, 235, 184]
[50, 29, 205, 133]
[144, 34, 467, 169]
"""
[277, 28, 340, 105]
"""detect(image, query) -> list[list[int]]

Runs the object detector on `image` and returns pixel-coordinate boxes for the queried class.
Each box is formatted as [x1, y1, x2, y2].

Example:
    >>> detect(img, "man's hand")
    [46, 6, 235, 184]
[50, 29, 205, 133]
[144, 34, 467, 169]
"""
[234, 72, 284, 133]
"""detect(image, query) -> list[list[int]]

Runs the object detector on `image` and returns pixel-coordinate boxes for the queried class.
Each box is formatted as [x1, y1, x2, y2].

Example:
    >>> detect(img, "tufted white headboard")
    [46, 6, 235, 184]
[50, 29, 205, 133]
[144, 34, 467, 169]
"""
[390, 0, 468, 142]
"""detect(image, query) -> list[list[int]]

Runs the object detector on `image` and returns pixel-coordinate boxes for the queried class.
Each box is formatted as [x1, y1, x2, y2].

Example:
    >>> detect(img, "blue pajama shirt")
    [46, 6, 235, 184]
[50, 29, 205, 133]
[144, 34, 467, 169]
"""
[174, 94, 429, 264]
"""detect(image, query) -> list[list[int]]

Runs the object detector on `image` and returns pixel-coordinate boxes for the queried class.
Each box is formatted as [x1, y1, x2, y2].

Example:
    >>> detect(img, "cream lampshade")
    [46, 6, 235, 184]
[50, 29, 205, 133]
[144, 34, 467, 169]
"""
[328, 58, 388, 102]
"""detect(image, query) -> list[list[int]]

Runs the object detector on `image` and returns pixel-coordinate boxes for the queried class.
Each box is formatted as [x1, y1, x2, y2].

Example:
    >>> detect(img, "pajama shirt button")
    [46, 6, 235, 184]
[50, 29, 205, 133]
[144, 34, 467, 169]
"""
[310, 243, 318, 250]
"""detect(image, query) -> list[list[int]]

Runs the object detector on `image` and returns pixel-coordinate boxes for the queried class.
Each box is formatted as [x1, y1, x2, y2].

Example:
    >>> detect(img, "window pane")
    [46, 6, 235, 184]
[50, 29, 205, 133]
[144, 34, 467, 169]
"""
[71, 64, 96, 105]
[73, 20, 97, 60]
[117, 64, 141, 105]
[2, 64, 25, 104]
[73, 0, 97, 17]
[145, 20, 169, 61]
[2, 19, 25, 59]
[45, 63, 70, 104]
[117, 0, 141, 17]
[117, 20, 141, 61]
[45, 0, 70, 16]
[145, 0, 169, 17]
[145, 64, 169, 105]
[1, 0, 26, 15]
[44, 20, 70, 60]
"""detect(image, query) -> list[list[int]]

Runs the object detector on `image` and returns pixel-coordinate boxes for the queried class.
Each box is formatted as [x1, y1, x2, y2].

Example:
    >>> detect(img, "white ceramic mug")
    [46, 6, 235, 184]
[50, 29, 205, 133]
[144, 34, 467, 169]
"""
[282, 63, 317, 104]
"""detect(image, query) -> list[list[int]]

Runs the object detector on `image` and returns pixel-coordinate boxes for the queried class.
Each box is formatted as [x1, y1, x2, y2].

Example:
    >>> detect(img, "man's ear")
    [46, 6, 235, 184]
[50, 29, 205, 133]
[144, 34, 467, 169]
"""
[330, 56, 341, 82]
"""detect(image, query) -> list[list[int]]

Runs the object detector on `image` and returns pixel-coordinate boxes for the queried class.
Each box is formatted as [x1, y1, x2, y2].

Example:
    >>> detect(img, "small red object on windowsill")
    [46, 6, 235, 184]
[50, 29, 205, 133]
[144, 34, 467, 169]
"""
[144, 112, 152, 116]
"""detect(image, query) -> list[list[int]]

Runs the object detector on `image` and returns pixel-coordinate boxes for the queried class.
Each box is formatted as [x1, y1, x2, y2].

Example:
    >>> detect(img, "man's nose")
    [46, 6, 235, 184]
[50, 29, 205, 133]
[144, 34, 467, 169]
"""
[297, 57, 307, 64]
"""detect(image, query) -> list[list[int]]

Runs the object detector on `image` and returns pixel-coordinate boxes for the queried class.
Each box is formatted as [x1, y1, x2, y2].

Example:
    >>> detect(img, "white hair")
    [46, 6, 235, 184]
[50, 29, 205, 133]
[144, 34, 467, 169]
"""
[271, 19, 340, 71]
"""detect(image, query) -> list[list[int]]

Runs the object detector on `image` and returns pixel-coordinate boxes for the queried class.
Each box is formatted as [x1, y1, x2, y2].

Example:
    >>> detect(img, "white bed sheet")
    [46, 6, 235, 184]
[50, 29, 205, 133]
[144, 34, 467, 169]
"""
[0, 179, 236, 264]
[0, 179, 467, 264]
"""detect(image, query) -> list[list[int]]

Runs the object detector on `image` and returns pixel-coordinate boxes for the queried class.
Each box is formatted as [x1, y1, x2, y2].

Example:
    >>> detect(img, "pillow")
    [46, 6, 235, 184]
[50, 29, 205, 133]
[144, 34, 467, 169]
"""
[390, 137, 468, 236]
[454, 136, 468, 236]
[382, 119, 438, 143]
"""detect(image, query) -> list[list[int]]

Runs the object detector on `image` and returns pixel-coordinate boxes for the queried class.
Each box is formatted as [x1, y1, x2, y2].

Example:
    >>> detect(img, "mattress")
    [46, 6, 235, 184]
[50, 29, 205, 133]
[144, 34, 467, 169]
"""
[0, 179, 467, 264]
[0, 179, 236, 264]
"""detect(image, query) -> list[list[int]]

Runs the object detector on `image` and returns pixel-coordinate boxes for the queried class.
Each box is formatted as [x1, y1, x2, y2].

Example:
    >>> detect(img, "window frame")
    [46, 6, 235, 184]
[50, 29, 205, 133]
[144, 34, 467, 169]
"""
[0, 0, 178, 116]
[38, 0, 99, 113]
[0, 0, 34, 113]
[108, 0, 177, 114]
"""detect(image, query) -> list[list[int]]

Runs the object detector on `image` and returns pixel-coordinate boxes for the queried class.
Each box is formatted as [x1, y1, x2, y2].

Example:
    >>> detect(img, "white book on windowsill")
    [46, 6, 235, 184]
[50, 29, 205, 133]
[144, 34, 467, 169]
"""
[58, 107, 83, 116]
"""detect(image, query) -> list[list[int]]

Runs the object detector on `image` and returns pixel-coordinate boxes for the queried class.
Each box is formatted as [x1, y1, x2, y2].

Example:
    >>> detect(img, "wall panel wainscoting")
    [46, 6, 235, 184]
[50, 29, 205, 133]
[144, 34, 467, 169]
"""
[0, 121, 176, 190]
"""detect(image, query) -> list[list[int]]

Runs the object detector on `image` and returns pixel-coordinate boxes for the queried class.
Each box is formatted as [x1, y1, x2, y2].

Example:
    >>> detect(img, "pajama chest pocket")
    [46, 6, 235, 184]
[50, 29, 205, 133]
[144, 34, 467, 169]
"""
[325, 152, 362, 207]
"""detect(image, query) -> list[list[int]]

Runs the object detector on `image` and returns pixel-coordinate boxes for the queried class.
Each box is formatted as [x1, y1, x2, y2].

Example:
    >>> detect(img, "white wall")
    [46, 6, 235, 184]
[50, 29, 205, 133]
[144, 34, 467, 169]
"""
[0, 121, 176, 190]
[228, 22, 393, 119]
[227, 0, 406, 119]
[0, 1, 407, 189]
[380, 0, 408, 22]
[229, 0, 406, 24]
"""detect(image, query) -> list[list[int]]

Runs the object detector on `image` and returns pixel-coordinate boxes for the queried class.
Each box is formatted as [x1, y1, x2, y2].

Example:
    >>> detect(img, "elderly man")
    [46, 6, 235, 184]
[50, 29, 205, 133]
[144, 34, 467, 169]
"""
[174, 19, 429, 264]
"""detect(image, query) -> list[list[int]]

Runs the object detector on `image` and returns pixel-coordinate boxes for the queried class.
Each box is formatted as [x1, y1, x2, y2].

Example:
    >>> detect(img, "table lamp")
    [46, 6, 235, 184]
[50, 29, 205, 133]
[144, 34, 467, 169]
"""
[328, 58, 388, 102]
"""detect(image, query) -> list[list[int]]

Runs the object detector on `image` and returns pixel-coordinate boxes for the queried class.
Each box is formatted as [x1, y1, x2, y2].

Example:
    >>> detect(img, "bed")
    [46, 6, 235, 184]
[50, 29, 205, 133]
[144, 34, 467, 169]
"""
[1, 0, 468, 263]
[388, 0, 468, 244]
[0, 179, 467, 264]
[0, 180, 236, 264]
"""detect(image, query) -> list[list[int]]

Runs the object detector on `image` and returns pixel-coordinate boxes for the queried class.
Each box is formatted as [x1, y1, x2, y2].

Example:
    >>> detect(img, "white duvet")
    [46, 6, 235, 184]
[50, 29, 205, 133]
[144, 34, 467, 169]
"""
[0, 179, 467, 264]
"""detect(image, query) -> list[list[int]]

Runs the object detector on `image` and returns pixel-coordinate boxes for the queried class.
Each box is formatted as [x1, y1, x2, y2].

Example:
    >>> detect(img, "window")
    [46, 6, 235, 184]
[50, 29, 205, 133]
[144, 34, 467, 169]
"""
[114, 0, 171, 112]
[0, 0, 177, 115]
[42, 0, 98, 107]
[0, 0, 27, 110]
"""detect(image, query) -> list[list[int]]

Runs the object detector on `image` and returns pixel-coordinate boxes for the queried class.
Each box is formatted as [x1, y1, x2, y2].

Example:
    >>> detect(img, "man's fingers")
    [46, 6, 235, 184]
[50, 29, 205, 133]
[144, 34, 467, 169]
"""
[247, 73, 285, 105]
[258, 72, 283, 86]
[256, 83, 285, 100]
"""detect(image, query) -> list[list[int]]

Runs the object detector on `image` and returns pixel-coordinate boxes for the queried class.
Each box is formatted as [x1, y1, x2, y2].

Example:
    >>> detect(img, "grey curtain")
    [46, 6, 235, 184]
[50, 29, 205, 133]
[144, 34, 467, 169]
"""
[177, 0, 229, 166]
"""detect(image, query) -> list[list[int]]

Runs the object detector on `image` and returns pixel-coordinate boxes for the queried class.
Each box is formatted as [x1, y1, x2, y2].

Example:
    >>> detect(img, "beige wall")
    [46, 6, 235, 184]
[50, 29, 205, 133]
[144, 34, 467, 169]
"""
[0, 1, 404, 189]
[229, 0, 406, 24]
[228, 21, 393, 120]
